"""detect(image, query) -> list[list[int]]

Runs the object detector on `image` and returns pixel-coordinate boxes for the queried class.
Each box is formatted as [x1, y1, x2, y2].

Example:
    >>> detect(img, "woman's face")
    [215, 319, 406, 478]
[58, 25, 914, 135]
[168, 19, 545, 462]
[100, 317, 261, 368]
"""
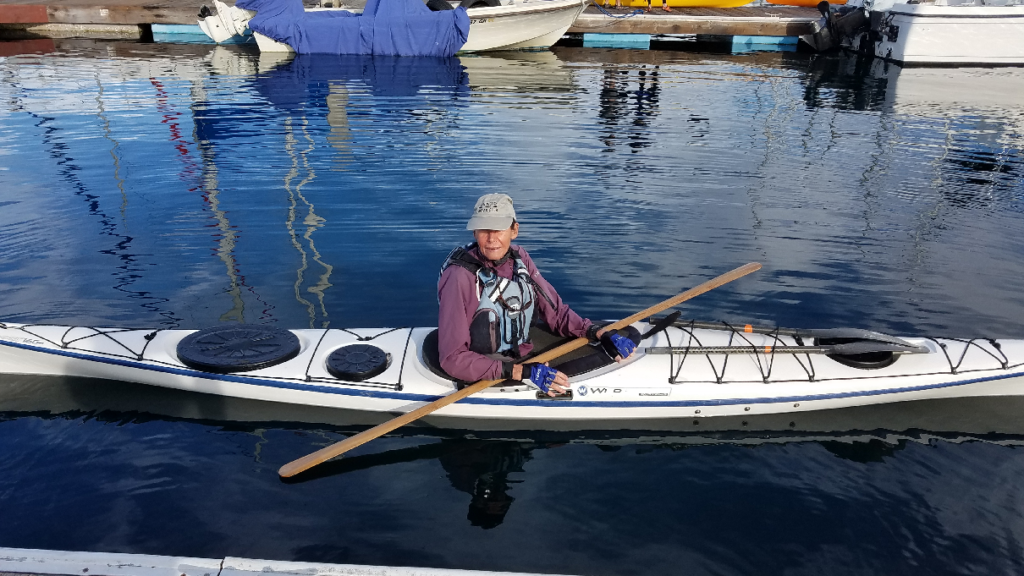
[473, 223, 519, 261]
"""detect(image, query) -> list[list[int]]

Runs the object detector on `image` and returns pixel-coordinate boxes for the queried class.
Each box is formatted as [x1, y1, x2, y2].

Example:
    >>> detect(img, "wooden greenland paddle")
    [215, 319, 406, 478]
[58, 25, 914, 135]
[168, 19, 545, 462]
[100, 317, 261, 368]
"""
[278, 261, 762, 478]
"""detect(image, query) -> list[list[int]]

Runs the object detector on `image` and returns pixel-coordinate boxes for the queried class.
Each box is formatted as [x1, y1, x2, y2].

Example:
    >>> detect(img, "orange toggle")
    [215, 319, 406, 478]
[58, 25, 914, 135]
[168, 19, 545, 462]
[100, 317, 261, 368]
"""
[764, 346, 772, 354]
[744, 324, 753, 333]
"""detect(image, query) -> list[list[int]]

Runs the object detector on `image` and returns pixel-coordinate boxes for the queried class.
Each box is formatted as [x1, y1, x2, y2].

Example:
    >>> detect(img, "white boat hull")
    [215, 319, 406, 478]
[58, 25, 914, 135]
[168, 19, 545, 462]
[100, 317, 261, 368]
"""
[460, 0, 586, 51]
[872, 4, 1024, 65]
[216, 0, 587, 54]
[3, 321, 1024, 425]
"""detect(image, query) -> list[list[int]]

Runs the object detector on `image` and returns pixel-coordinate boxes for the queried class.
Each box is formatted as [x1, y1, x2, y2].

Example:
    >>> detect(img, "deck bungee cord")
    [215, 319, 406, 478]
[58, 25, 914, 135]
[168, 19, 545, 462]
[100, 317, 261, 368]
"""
[930, 336, 1011, 373]
[0, 323, 413, 392]
[644, 317, 1017, 384]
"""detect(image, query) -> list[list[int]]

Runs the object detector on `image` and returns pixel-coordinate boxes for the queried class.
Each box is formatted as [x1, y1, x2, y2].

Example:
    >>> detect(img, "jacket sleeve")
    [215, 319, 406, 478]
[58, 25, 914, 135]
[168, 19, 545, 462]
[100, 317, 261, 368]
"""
[437, 265, 506, 382]
[517, 248, 593, 339]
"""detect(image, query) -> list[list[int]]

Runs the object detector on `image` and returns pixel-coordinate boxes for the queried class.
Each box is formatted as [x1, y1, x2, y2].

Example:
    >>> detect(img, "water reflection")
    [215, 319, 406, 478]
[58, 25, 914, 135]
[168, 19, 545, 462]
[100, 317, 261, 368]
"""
[212, 53, 477, 328]
[25, 108, 183, 325]
[598, 65, 662, 151]
[252, 53, 470, 110]
[802, 52, 890, 112]
[292, 438, 532, 529]
[188, 73, 264, 324]
[282, 114, 334, 328]
[325, 83, 353, 165]
[461, 51, 575, 94]
[801, 51, 1024, 151]
[8, 373, 1024, 534]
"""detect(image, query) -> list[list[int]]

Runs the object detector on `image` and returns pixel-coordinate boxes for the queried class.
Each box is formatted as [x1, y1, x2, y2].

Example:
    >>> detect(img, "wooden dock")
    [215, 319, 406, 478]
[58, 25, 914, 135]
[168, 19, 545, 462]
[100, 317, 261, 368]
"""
[0, 0, 200, 26]
[0, 0, 821, 39]
[0, 546, 577, 576]
[570, 5, 820, 37]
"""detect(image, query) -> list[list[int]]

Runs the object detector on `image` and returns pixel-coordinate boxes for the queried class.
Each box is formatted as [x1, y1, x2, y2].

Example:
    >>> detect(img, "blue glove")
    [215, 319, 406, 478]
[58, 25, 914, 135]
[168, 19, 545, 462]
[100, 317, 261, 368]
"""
[523, 363, 558, 393]
[601, 332, 635, 360]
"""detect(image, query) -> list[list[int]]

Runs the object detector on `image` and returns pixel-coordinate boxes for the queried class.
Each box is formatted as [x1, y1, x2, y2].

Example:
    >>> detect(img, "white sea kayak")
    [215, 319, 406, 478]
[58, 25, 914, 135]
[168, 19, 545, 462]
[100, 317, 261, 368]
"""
[0, 319, 1022, 425]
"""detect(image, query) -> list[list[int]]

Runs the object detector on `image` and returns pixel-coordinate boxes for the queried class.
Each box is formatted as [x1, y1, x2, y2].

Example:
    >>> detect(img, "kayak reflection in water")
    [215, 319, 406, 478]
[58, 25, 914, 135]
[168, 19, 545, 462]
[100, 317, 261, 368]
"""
[436, 194, 637, 397]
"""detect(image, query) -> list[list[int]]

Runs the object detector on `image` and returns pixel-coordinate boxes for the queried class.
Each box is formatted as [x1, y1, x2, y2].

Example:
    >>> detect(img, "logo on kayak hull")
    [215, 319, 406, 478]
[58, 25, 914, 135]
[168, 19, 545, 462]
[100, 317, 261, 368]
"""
[574, 386, 672, 397]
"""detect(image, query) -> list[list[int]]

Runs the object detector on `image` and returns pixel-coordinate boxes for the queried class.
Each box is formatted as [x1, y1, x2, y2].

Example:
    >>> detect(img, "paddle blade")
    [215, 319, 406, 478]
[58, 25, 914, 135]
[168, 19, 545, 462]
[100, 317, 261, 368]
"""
[642, 310, 682, 340]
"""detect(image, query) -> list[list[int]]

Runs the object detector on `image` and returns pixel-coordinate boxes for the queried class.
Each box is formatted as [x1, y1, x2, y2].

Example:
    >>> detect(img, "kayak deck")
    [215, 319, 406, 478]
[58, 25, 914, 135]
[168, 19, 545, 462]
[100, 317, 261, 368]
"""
[1, 320, 1023, 422]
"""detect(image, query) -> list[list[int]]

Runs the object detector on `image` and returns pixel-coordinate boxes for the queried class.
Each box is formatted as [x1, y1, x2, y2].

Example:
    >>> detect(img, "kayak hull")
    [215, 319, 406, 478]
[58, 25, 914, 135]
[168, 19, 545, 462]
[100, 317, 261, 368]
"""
[2, 322, 1023, 425]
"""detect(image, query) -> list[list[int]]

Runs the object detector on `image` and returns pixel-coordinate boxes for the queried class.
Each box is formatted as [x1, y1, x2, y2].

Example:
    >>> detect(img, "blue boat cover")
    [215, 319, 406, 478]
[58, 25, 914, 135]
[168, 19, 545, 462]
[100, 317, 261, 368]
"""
[252, 54, 470, 111]
[236, 0, 470, 57]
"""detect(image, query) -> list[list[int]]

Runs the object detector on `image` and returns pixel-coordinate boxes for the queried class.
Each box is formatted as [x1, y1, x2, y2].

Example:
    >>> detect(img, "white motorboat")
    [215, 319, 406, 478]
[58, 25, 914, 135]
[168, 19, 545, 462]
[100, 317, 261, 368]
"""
[197, 0, 587, 53]
[2, 318, 1023, 426]
[817, 0, 1024, 65]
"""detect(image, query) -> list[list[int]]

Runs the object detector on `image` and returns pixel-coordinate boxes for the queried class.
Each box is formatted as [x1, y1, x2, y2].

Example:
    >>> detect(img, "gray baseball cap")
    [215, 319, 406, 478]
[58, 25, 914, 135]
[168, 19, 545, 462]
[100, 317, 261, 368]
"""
[466, 193, 516, 231]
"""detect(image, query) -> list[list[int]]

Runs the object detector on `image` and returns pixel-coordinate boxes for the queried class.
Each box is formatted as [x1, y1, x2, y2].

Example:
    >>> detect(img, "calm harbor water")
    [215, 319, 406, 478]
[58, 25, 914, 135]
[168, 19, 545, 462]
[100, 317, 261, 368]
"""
[1, 39, 1024, 575]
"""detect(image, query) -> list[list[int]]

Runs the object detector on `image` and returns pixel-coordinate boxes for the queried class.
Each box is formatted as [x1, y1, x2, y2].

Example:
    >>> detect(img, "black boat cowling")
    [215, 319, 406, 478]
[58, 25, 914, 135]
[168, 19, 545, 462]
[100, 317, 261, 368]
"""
[177, 325, 302, 373]
[327, 344, 391, 381]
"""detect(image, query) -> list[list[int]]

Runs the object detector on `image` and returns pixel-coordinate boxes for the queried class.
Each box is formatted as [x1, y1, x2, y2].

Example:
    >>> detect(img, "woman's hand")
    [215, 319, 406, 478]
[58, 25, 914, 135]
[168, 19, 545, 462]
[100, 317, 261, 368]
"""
[517, 362, 570, 396]
[596, 328, 636, 362]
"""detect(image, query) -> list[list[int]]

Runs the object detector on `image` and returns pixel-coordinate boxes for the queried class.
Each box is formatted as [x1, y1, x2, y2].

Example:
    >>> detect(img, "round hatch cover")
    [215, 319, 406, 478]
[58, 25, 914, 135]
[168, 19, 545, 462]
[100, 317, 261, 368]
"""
[327, 344, 390, 381]
[177, 325, 301, 373]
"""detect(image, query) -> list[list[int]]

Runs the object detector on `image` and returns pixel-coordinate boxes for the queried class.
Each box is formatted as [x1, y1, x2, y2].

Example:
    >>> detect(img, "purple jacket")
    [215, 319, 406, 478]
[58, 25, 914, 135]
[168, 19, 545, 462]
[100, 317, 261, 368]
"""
[437, 245, 592, 382]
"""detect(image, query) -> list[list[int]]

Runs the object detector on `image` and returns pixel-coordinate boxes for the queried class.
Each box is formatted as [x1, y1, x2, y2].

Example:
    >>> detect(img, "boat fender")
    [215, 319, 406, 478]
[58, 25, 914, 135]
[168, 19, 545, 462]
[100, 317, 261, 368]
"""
[815, 337, 897, 370]
[460, 0, 501, 9]
[327, 344, 391, 381]
[427, 0, 455, 11]
[177, 325, 301, 373]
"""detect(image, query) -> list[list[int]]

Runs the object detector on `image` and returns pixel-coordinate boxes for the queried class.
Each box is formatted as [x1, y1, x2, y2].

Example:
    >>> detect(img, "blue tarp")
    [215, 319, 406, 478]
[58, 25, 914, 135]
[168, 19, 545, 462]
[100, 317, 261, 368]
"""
[251, 54, 470, 112]
[237, 0, 470, 57]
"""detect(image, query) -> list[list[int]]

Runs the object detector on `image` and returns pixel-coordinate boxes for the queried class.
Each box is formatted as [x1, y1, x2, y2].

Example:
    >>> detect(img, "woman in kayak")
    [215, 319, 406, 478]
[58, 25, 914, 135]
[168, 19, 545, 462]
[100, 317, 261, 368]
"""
[437, 193, 635, 396]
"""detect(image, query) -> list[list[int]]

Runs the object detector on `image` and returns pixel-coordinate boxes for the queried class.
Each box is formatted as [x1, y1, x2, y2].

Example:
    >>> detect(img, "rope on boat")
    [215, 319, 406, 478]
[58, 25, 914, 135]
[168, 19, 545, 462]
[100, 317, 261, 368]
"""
[302, 374, 401, 391]
[139, 330, 163, 361]
[391, 329, 413, 393]
[19, 325, 178, 362]
[56, 326, 147, 359]
[721, 320, 784, 383]
[304, 329, 330, 382]
[666, 319, 815, 384]
[650, 345, 922, 355]
[337, 326, 405, 341]
[930, 337, 1010, 374]
[2, 323, 408, 391]
[658, 321, 1023, 385]
[591, 2, 645, 19]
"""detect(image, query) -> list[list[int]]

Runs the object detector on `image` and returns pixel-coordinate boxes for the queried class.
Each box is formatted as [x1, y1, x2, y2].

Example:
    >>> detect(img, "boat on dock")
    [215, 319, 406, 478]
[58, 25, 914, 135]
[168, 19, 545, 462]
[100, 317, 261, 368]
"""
[815, 0, 1024, 65]
[2, 318, 1023, 427]
[198, 0, 587, 54]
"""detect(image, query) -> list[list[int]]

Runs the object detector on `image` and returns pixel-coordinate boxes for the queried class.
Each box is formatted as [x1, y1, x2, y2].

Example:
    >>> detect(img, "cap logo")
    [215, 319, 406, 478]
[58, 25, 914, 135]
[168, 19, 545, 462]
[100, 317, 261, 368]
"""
[478, 201, 501, 214]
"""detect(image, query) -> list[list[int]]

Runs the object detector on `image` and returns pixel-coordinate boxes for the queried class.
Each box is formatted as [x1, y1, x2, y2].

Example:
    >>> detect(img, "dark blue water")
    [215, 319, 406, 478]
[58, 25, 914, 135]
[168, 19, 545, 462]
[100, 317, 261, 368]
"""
[2, 39, 1024, 575]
